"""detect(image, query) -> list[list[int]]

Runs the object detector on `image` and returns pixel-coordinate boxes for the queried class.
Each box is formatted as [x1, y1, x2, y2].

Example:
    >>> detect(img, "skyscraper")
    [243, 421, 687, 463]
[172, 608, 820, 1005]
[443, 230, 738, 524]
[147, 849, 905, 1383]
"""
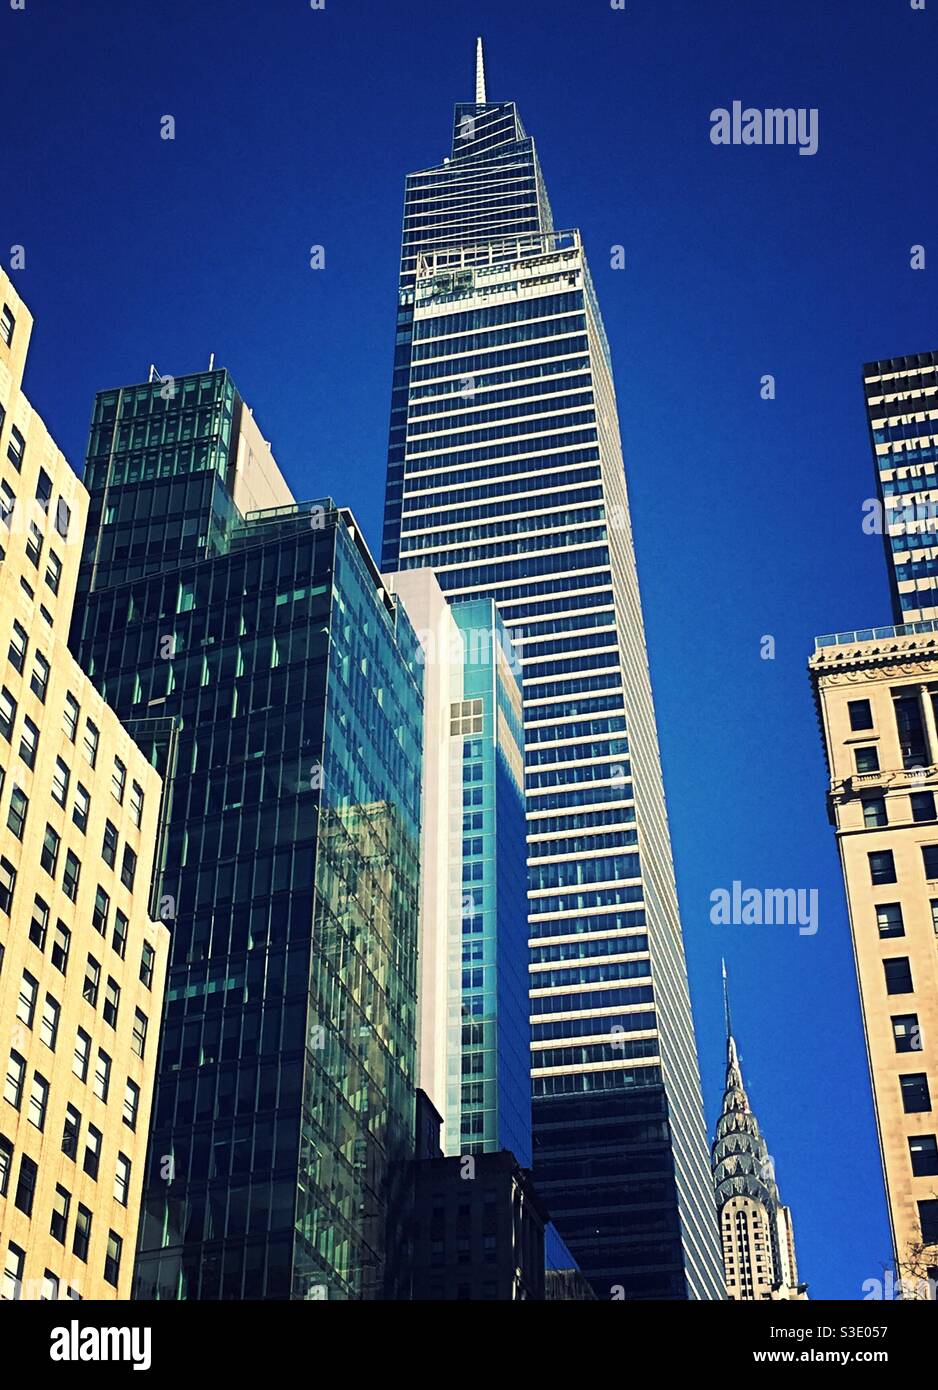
[0, 271, 169, 1301]
[381, 41, 723, 1299]
[711, 970, 805, 1300]
[864, 351, 938, 624]
[70, 367, 425, 1301]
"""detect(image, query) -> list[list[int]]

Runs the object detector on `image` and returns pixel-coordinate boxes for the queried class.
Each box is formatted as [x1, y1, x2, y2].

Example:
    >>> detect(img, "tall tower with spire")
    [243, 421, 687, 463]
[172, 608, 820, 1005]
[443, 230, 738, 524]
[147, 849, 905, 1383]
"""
[381, 39, 724, 1299]
[712, 966, 807, 1300]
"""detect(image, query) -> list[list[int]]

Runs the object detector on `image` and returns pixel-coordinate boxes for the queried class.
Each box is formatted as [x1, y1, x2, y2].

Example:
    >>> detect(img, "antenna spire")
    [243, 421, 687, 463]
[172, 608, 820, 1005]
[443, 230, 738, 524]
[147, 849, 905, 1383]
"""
[475, 36, 487, 104]
[722, 958, 733, 1041]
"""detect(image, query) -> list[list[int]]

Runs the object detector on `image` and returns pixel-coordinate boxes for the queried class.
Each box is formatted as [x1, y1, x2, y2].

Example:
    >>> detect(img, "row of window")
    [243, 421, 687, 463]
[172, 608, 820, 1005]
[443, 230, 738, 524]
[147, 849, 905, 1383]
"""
[4, 1036, 139, 1126]
[868, 844, 938, 884]
[1, 1223, 123, 1296]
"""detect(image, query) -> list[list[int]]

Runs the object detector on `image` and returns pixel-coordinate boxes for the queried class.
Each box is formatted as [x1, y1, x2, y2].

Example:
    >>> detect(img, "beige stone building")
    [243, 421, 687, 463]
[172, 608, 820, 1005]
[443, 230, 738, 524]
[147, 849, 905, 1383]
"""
[0, 271, 168, 1300]
[810, 627, 938, 1296]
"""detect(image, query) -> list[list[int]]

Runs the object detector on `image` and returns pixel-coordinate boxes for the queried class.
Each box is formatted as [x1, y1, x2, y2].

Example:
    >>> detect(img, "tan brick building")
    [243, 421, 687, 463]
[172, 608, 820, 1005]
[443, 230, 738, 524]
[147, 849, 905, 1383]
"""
[810, 627, 938, 1296]
[0, 271, 168, 1300]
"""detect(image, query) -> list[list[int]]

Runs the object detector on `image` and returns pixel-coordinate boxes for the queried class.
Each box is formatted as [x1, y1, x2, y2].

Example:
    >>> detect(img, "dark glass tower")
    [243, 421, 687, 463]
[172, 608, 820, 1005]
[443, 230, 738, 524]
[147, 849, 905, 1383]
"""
[381, 42, 724, 1298]
[70, 370, 424, 1300]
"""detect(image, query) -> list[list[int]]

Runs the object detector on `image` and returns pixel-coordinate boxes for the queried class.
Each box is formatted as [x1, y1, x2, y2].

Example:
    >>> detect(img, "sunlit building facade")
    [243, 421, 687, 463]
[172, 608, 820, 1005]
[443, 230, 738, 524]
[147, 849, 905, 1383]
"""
[0, 271, 169, 1301]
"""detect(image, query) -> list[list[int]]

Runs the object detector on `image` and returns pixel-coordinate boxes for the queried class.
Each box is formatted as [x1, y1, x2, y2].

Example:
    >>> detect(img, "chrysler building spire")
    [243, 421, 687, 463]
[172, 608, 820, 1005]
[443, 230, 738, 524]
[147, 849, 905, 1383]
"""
[711, 976, 807, 1300]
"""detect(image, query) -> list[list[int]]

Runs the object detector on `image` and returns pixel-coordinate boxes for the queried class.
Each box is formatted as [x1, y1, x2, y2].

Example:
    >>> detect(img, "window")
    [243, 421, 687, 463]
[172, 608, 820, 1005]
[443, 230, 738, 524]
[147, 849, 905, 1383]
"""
[132, 1008, 148, 1059]
[909, 1135, 938, 1177]
[0, 304, 15, 347]
[83, 956, 100, 1008]
[114, 1153, 131, 1207]
[28, 894, 48, 949]
[72, 783, 89, 833]
[7, 785, 28, 839]
[55, 498, 71, 541]
[0, 686, 16, 741]
[104, 1231, 122, 1288]
[27, 1073, 49, 1131]
[862, 796, 887, 828]
[111, 757, 126, 804]
[52, 919, 71, 975]
[875, 902, 904, 939]
[8, 620, 27, 673]
[869, 849, 896, 885]
[72, 1028, 90, 1082]
[896, 695, 928, 768]
[920, 1200, 938, 1245]
[901, 1073, 932, 1113]
[2, 1243, 24, 1301]
[112, 909, 128, 961]
[123, 1078, 139, 1130]
[140, 940, 155, 989]
[7, 425, 24, 471]
[14, 1154, 38, 1215]
[93, 1050, 110, 1103]
[16, 971, 37, 1027]
[4, 1052, 25, 1109]
[451, 697, 484, 736]
[0, 856, 15, 914]
[0, 1135, 11, 1197]
[923, 845, 938, 879]
[40, 994, 59, 1050]
[82, 720, 99, 768]
[25, 518, 43, 567]
[51, 757, 70, 807]
[120, 844, 137, 891]
[103, 977, 120, 1028]
[18, 714, 38, 769]
[45, 550, 62, 596]
[35, 467, 52, 506]
[63, 692, 79, 742]
[912, 791, 937, 822]
[29, 651, 50, 703]
[892, 1014, 921, 1053]
[102, 819, 118, 868]
[83, 1125, 101, 1180]
[62, 850, 80, 902]
[41, 1272, 59, 1302]
[129, 780, 144, 828]
[72, 1205, 92, 1263]
[62, 1103, 81, 1158]
[0, 479, 14, 529]
[854, 746, 880, 773]
[848, 698, 874, 731]
[40, 823, 60, 877]
[50, 1186, 70, 1244]
[92, 884, 110, 935]
[884, 957, 914, 995]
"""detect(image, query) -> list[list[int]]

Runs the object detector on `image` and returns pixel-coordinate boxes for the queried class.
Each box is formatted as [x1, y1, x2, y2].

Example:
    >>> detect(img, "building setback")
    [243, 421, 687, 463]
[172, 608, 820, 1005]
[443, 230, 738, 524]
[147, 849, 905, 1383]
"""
[381, 40, 723, 1298]
[69, 364, 425, 1301]
[0, 271, 169, 1301]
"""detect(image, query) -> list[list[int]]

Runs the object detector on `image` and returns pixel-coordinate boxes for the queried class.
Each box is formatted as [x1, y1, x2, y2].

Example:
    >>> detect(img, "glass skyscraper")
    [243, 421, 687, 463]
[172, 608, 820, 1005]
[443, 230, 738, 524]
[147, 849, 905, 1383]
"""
[70, 369, 424, 1300]
[381, 42, 724, 1299]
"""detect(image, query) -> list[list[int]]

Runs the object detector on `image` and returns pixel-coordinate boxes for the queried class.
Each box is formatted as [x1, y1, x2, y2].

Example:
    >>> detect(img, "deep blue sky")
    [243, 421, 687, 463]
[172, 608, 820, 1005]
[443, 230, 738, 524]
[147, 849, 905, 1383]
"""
[4, 0, 936, 1299]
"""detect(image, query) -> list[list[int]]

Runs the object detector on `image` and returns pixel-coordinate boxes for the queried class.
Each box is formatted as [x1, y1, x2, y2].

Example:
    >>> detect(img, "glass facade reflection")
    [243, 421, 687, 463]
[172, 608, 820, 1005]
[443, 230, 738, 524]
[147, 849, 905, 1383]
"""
[381, 48, 724, 1299]
[70, 371, 423, 1299]
[447, 600, 529, 1165]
